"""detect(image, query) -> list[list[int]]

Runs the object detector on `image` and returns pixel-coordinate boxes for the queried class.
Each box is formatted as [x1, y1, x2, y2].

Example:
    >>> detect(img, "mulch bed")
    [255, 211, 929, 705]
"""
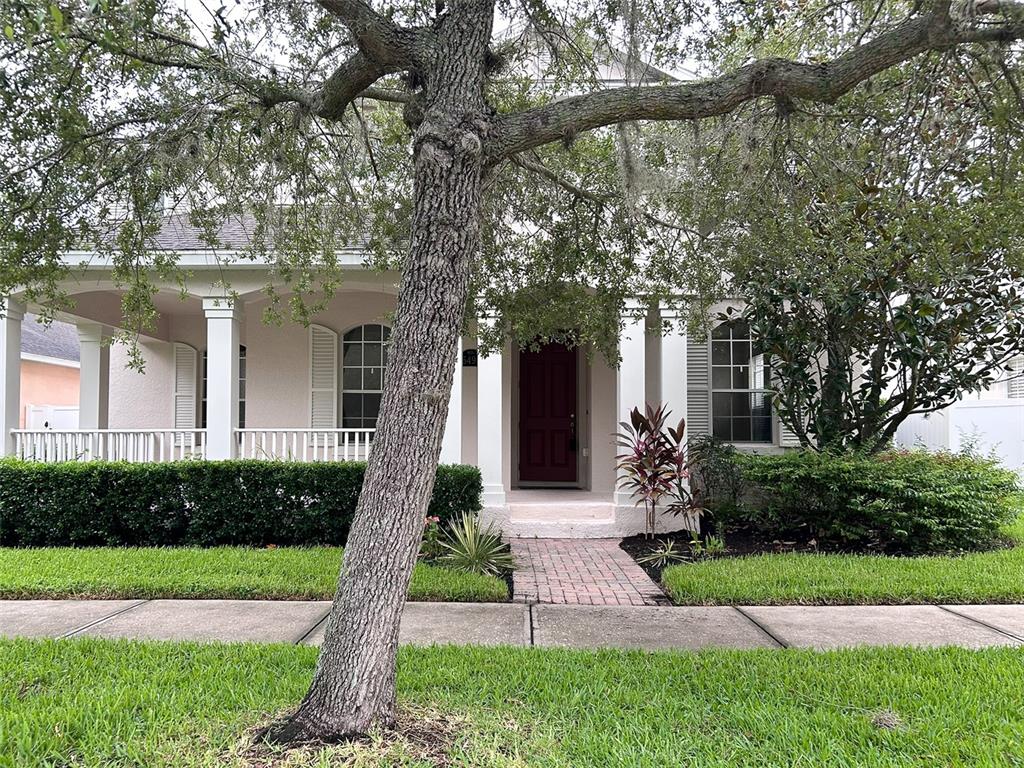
[621, 528, 863, 584]
[619, 533, 699, 584]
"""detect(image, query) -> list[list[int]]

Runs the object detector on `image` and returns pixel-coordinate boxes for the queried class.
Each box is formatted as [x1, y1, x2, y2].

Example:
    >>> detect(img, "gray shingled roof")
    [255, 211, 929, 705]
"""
[139, 211, 371, 253]
[149, 212, 264, 251]
[21, 314, 80, 363]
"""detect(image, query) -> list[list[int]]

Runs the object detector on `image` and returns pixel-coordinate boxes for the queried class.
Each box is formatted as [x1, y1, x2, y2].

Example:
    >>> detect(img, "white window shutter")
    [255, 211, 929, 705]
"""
[777, 417, 802, 447]
[310, 324, 338, 428]
[173, 343, 198, 429]
[686, 337, 710, 438]
[1008, 356, 1024, 399]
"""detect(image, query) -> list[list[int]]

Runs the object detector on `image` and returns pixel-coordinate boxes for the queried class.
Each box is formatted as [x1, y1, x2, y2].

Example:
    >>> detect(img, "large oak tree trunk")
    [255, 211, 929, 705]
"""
[264, 0, 496, 745]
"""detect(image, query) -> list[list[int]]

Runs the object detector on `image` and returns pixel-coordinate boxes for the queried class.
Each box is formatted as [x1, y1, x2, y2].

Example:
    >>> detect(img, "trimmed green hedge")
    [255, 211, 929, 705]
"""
[0, 460, 481, 548]
[728, 449, 1019, 554]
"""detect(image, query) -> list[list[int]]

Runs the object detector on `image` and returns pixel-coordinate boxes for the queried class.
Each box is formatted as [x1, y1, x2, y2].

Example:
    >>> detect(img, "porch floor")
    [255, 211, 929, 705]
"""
[510, 538, 669, 606]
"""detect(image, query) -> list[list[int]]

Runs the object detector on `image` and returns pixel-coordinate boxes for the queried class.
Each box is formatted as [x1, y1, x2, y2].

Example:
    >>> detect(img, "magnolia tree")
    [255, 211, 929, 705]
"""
[701, 54, 1024, 453]
[3, 0, 1024, 745]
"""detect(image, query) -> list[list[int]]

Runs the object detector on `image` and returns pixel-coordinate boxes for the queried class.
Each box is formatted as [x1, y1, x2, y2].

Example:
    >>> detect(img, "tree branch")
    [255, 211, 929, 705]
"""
[67, 28, 321, 112]
[316, 0, 420, 68]
[359, 86, 412, 104]
[509, 154, 609, 203]
[487, 2, 1024, 162]
[312, 51, 392, 119]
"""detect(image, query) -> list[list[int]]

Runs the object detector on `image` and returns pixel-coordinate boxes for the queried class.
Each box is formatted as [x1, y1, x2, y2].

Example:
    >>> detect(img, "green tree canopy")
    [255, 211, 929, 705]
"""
[695, 49, 1024, 452]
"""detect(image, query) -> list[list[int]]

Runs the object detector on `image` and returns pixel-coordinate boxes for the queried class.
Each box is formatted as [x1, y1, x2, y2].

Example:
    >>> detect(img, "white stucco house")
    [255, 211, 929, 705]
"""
[0, 40, 806, 536]
[0, 213, 804, 537]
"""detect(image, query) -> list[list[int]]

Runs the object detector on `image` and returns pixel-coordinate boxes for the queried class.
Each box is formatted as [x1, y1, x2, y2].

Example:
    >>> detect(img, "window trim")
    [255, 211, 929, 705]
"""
[340, 323, 391, 430]
[708, 320, 773, 445]
[201, 345, 246, 430]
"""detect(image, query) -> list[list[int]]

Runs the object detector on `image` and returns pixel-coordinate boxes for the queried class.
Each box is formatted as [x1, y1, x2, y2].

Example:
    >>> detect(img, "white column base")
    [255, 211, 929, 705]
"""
[614, 489, 636, 507]
[482, 485, 508, 507]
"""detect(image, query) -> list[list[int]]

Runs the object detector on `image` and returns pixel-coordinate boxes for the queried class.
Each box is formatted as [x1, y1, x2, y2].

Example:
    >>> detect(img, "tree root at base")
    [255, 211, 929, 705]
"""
[241, 705, 464, 766]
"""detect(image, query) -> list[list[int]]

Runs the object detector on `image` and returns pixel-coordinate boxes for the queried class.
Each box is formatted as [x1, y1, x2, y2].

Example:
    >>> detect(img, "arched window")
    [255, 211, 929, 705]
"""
[342, 324, 390, 428]
[710, 320, 772, 443]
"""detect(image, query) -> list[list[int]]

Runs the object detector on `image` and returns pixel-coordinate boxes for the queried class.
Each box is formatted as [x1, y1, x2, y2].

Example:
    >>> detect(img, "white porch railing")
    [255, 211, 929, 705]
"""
[235, 429, 374, 461]
[8, 428, 375, 463]
[11, 429, 207, 462]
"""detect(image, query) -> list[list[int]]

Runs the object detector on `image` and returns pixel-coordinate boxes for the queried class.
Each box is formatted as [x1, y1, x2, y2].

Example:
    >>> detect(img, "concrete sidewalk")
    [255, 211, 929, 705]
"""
[3, 600, 1024, 650]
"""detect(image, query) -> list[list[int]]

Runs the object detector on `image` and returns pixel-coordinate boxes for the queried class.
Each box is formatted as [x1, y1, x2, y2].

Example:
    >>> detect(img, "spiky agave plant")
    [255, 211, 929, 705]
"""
[438, 513, 517, 577]
[637, 538, 690, 568]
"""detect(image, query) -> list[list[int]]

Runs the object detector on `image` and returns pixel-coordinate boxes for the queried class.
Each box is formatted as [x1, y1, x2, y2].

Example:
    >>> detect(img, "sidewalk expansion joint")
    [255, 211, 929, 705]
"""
[936, 605, 1024, 644]
[734, 606, 788, 648]
[526, 602, 536, 646]
[61, 599, 151, 639]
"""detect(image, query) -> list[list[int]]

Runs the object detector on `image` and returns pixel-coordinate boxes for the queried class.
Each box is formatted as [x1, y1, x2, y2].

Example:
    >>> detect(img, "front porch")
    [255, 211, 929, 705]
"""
[0, 286, 697, 537]
[0, 278, 402, 465]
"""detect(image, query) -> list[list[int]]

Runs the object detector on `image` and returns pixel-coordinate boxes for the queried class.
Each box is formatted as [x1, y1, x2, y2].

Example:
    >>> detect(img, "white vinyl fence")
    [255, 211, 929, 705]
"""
[895, 399, 1024, 473]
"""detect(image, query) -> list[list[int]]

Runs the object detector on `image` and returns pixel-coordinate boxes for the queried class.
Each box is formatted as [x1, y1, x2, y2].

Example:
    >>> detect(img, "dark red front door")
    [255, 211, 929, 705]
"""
[518, 342, 578, 484]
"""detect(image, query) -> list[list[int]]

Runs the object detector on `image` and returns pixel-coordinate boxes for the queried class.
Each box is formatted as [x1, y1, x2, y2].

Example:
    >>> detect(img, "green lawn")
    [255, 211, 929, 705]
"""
[663, 516, 1024, 606]
[3, 639, 1024, 766]
[0, 547, 508, 602]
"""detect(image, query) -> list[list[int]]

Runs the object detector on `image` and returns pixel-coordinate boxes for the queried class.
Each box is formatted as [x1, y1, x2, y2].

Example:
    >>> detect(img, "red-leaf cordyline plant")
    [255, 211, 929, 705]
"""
[615, 403, 696, 538]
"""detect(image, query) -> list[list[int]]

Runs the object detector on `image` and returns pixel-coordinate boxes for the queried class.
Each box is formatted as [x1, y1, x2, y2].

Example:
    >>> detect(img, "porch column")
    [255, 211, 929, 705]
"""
[476, 320, 506, 507]
[439, 338, 463, 464]
[76, 323, 110, 430]
[616, 299, 647, 505]
[203, 296, 241, 460]
[659, 303, 688, 430]
[0, 299, 23, 456]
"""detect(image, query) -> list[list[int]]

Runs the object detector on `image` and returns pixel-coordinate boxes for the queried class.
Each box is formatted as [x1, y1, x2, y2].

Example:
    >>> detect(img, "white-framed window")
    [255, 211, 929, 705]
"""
[341, 324, 390, 428]
[710, 320, 772, 443]
[201, 345, 246, 429]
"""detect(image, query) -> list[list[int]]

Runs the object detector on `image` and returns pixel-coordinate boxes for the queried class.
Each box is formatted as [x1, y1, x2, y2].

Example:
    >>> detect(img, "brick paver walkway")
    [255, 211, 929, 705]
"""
[510, 538, 669, 606]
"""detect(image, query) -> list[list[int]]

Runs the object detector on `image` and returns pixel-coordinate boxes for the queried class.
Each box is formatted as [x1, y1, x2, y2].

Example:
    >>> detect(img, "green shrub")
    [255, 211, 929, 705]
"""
[731, 449, 1019, 554]
[687, 435, 744, 518]
[0, 460, 481, 548]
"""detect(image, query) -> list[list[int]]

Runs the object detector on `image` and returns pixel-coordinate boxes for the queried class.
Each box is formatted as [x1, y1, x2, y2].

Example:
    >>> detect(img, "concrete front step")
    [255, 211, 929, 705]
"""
[509, 501, 615, 522]
[507, 500, 618, 538]
[486, 503, 698, 538]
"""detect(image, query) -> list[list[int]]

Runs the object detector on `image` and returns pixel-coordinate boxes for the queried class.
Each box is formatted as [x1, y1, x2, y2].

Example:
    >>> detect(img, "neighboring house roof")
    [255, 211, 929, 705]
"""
[21, 314, 80, 363]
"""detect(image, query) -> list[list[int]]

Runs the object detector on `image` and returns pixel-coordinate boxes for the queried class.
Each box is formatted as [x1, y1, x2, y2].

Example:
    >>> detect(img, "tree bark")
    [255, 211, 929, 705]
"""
[262, 0, 495, 745]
